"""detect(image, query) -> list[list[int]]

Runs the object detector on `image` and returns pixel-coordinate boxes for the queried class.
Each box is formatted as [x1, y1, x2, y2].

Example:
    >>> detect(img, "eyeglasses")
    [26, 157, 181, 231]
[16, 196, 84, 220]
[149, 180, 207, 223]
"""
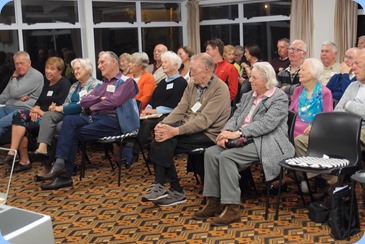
[288, 47, 304, 53]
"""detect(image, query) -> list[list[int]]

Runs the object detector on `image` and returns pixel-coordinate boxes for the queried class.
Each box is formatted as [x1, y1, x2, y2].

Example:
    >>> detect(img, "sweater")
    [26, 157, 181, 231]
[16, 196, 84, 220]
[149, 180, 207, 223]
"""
[163, 75, 231, 141]
[135, 71, 156, 110]
[35, 77, 71, 111]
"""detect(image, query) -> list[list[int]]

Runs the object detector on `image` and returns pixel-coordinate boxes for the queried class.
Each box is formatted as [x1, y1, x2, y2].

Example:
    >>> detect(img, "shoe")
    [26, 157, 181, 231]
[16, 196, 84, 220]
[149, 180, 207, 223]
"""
[152, 189, 187, 207]
[13, 162, 32, 173]
[4, 154, 19, 165]
[193, 197, 221, 220]
[121, 147, 134, 169]
[34, 164, 52, 182]
[210, 204, 241, 226]
[29, 151, 48, 161]
[37, 161, 66, 181]
[41, 177, 72, 190]
[268, 182, 288, 195]
[141, 183, 168, 202]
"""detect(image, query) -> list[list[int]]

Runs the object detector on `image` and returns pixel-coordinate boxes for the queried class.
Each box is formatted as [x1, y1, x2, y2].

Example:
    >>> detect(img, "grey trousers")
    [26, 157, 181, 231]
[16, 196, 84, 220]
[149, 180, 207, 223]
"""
[203, 143, 259, 204]
[37, 111, 64, 145]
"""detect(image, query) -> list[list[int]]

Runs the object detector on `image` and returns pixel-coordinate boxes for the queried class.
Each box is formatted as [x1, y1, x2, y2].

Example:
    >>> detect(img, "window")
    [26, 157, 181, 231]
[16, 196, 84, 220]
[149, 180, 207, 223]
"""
[200, 24, 240, 51]
[141, 3, 181, 23]
[244, 1, 291, 19]
[0, 1, 15, 24]
[21, 0, 78, 24]
[200, 5, 238, 21]
[92, 2, 136, 24]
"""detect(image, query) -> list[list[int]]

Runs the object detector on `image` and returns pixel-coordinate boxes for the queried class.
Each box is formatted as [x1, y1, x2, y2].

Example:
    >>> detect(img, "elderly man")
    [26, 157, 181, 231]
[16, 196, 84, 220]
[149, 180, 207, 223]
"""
[357, 35, 365, 49]
[319, 41, 341, 86]
[146, 44, 168, 84]
[271, 38, 290, 74]
[205, 38, 238, 102]
[141, 53, 231, 207]
[277, 40, 307, 97]
[39, 51, 139, 190]
[0, 51, 43, 141]
[326, 47, 359, 101]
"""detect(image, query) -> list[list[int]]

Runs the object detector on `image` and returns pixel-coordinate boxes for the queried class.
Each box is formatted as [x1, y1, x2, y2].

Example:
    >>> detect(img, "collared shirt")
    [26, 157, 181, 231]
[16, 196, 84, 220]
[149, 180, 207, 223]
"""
[243, 87, 276, 126]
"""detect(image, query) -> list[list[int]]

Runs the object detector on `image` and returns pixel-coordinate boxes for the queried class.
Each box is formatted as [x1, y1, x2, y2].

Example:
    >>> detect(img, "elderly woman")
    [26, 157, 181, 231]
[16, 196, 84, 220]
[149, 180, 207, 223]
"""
[192, 62, 295, 226]
[129, 52, 156, 109]
[5, 57, 71, 172]
[123, 51, 188, 166]
[29, 58, 100, 175]
[119, 53, 132, 76]
[290, 58, 333, 139]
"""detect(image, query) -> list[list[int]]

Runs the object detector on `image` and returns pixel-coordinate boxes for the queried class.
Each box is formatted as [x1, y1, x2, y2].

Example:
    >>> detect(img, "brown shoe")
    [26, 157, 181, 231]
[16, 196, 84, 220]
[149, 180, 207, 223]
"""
[192, 197, 221, 220]
[210, 204, 241, 226]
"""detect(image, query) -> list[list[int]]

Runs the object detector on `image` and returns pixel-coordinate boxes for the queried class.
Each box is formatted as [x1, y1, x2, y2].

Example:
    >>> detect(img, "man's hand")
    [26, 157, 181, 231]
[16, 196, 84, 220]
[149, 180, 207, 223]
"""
[18, 95, 29, 102]
[154, 123, 179, 142]
[340, 62, 351, 74]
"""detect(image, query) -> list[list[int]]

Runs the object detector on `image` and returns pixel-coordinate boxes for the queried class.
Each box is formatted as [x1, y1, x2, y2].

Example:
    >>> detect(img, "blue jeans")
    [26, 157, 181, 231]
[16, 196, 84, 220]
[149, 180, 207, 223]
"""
[55, 114, 121, 178]
[0, 106, 18, 138]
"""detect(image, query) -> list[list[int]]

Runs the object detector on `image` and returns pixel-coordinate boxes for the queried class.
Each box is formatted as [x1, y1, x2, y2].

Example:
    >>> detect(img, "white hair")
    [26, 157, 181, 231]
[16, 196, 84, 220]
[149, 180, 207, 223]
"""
[252, 62, 278, 89]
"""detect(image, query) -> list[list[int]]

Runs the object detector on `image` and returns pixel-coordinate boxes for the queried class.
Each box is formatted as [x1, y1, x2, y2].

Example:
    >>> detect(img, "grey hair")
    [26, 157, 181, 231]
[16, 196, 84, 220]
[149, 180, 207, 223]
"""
[252, 62, 278, 89]
[190, 53, 215, 72]
[322, 41, 338, 53]
[71, 58, 93, 75]
[304, 58, 324, 81]
[119, 53, 132, 62]
[161, 51, 182, 70]
[99, 51, 119, 63]
[13, 51, 30, 61]
[291, 40, 308, 52]
[131, 52, 149, 69]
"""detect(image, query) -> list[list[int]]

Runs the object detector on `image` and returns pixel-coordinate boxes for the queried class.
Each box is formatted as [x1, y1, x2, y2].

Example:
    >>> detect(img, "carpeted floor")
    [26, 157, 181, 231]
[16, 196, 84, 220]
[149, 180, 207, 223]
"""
[0, 146, 364, 243]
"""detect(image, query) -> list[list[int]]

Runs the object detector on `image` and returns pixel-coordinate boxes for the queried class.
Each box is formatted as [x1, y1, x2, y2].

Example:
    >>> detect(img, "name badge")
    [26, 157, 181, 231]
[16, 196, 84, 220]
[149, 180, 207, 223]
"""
[47, 91, 53, 96]
[166, 83, 174, 90]
[191, 101, 202, 113]
[79, 89, 87, 98]
[107, 85, 116, 93]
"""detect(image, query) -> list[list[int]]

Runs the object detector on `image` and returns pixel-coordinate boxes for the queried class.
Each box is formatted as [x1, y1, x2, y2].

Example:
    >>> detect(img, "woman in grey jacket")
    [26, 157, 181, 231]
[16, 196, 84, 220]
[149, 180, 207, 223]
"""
[193, 62, 295, 226]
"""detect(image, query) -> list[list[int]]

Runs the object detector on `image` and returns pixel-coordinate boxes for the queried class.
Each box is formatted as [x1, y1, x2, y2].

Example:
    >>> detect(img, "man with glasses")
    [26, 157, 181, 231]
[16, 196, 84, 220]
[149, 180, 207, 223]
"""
[277, 40, 307, 98]
[320, 41, 341, 86]
[271, 38, 290, 74]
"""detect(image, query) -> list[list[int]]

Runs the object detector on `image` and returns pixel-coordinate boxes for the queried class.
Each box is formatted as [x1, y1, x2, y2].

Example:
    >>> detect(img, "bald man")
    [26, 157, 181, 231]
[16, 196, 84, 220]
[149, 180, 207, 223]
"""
[146, 44, 168, 84]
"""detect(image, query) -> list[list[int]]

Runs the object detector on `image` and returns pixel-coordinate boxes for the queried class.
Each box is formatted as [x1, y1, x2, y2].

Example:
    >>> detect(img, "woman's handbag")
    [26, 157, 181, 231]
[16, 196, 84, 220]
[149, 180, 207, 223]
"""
[225, 137, 253, 148]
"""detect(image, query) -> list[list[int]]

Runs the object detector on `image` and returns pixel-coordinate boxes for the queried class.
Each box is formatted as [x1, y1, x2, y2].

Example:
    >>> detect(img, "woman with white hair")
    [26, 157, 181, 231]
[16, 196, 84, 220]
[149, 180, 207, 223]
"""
[30, 58, 100, 177]
[290, 58, 333, 139]
[129, 52, 156, 109]
[193, 62, 294, 226]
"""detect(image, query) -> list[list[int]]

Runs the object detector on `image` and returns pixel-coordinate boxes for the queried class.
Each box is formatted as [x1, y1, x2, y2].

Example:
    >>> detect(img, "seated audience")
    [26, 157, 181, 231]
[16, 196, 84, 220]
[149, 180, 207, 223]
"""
[0, 51, 44, 141]
[129, 52, 156, 110]
[119, 53, 132, 76]
[241, 44, 261, 78]
[177, 46, 194, 82]
[319, 41, 341, 86]
[122, 51, 188, 167]
[290, 58, 333, 139]
[29, 58, 100, 176]
[205, 38, 238, 102]
[141, 53, 231, 207]
[277, 40, 307, 97]
[5, 57, 70, 172]
[271, 38, 290, 74]
[38, 51, 139, 190]
[146, 44, 168, 84]
[326, 47, 359, 101]
[192, 62, 294, 226]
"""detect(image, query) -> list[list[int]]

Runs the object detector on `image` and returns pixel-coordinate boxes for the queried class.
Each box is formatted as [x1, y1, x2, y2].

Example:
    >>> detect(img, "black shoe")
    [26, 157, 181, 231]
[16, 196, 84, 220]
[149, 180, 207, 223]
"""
[29, 151, 48, 161]
[37, 162, 66, 181]
[41, 177, 72, 190]
[13, 163, 32, 173]
[268, 182, 288, 195]
[4, 154, 19, 165]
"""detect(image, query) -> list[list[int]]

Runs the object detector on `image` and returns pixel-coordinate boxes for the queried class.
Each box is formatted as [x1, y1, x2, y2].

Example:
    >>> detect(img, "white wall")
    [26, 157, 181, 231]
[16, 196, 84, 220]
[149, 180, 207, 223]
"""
[312, 0, 336, 59]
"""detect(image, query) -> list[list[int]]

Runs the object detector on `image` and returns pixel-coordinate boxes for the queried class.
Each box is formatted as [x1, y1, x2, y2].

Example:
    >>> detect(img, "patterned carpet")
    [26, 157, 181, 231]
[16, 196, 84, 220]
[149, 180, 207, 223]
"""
[0, 146, 364, 244]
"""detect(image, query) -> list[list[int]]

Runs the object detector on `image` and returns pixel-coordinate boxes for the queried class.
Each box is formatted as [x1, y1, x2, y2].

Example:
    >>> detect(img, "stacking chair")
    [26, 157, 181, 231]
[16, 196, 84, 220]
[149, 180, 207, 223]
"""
[275, 112, 363, 220]
[243, 109, 297, 220]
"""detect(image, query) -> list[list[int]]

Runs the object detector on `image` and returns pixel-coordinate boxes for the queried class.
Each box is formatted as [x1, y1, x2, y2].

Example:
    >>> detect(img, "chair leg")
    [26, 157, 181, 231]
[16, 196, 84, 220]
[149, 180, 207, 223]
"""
[136, 139, 152, 175]
[80, 142, 87, 181]
[103, 144, 115, 171]
[347, 180, 356, 241]
[292, 172, 306, 205]
[275, 167, 284, 220]
[265, 181, 270, 220]
[246, 167, 257, 197]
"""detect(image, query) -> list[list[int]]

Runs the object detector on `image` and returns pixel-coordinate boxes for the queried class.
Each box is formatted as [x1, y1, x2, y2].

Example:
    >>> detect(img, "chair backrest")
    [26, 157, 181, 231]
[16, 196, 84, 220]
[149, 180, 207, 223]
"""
[287, 110, 297, 145]
[307, 112, 362, 166]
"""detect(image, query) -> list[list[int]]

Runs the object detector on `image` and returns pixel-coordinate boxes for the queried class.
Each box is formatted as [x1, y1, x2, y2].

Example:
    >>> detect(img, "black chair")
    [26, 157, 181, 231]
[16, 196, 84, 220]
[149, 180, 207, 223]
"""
[243, 110, 297, 220]
[275, 112, 363, 220]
